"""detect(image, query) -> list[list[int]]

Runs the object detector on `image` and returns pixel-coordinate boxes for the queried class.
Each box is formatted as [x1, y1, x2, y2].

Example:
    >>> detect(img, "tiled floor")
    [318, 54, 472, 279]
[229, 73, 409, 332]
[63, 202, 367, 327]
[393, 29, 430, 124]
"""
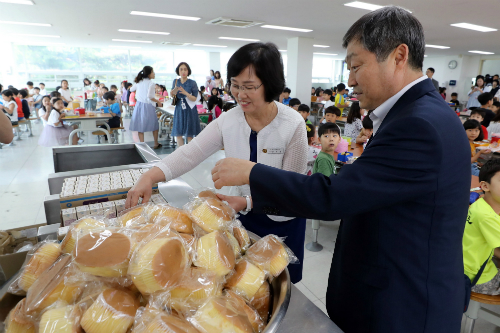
[2, 118, 500, 332]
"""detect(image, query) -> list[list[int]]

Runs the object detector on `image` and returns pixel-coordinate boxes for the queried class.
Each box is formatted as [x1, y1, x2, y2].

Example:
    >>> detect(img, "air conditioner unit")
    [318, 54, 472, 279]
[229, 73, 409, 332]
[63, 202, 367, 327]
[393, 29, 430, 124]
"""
[160, 41, 191, 46]
[206, 17, 264, 28]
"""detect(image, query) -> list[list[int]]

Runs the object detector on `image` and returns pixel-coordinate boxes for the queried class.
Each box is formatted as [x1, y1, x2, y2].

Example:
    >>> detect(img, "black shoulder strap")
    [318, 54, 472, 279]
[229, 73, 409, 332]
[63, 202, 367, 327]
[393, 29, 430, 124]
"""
[472, 251, 493, 287]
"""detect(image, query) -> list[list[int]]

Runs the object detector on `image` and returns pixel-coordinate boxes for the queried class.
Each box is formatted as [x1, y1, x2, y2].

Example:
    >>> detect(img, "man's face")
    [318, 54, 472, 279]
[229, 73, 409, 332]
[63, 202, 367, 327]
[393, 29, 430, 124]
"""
[425, 69, 433, 78]
[470, 114, 484, 123]
[298, 111, 309, 120]
[325, 113, 337, 123]
[494, 75, 499, 81]
[346, 40, 399, 110]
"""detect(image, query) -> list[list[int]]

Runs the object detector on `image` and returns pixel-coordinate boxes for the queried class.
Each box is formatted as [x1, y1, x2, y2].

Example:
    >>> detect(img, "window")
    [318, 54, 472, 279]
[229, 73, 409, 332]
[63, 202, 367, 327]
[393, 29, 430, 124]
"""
[14, 45, 80, 71]
[80, 48, 129, 72]
[130, 50, 174, 73]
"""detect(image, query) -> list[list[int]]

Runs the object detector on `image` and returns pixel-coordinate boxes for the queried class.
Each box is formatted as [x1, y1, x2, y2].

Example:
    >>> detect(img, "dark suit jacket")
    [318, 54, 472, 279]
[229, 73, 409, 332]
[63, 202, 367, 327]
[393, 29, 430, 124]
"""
[432, 78, 439, 91]
[249, 79, 470, 333]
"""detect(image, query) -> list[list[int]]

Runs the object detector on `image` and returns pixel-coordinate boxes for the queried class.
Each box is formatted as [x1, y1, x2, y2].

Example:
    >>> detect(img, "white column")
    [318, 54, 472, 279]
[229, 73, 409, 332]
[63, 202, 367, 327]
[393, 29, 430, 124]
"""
[286, 37, 314, 106]
[209, 52, 221, 72]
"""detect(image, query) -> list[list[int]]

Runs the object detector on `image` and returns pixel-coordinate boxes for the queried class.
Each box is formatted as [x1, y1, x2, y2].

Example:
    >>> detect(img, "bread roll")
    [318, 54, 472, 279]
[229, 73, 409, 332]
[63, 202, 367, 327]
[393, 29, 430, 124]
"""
[119, 206, 146, 227]
[80, 288, 139, 333]
[225, 260, 265, 300]
[198, 190, 220, 201]
[246, 235, 289, 277]
[39, 305, 80, 333]
[5, 299, 35, 333]
[232, 226, 251, 252]
[225, 290, 265, 333]
[145, 313, 200, 333]
[61, 218, 106, 254]
[191, 296, 253, 333]
[224, 230, 241, 258]
[128, 237, 188, 295]
[74, 230, 133, 278]
[194, 231, 235, 276]
[19, 242, 61, 292]
[250, 281, 271, 324]
[191, 198, 233, 232]
[148, 204, 194, 234]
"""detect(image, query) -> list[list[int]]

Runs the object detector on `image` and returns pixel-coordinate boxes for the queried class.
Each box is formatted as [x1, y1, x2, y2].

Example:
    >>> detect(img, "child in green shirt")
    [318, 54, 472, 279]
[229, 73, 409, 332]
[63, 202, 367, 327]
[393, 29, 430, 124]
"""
[313, 123, 341, 177]
[463, 159, 500, 295]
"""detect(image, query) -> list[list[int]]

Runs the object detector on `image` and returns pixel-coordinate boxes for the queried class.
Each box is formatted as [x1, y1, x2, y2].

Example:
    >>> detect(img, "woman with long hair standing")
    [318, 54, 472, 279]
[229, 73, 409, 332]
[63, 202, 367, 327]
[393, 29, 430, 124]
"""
[129, 66, 162, 149]
[171, 62, 200, 146]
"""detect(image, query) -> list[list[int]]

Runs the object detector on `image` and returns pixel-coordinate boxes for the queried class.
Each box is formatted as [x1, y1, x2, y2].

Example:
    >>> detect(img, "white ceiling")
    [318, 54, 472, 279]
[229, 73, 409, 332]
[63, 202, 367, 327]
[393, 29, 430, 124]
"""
[2, 0, 500, 58]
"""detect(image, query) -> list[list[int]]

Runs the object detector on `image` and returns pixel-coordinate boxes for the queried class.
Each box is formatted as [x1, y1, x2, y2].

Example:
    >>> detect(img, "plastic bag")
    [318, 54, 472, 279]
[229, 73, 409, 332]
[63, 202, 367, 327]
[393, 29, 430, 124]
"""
[146, 203, 194, 234]
[185, 197, 235, 233]
[224, 230, 242, 259]
[80, 288, 140, 333]
[250, 280, 271, 324]
[225, 290, 265, 333]
[127, 229, 190, 295]
[194, 188, 221, 201]
[231, 220, 252, 254]
[117, 204, 149, 227]
[189, 295, 254, 333]
[225, 259, 266, 301]
[38, 301, 83, 333]
[73, 228, 135, 278]
[245, 234, 298, 278]
[4, 299, 36, 333]
[13, 241, 34, 253]
[130, 306, 165, 333]
[60, 216, 107, 254]
[193, 230, 236, 277]
[143, 312, 200, 333]
[179, 233, 196, 263]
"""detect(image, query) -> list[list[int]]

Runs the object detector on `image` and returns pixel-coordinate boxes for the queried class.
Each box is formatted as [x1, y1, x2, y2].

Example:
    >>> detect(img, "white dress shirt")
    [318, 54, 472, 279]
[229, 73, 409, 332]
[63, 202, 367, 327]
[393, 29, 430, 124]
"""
[155, 101, 308, 221]
[130, 78, 155, 106]
[370, 75, 428, 135]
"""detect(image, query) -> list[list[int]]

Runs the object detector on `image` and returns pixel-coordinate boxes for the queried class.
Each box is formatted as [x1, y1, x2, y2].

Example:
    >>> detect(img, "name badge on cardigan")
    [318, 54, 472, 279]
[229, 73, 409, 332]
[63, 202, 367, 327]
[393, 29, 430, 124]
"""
[263, 148, 284, 154]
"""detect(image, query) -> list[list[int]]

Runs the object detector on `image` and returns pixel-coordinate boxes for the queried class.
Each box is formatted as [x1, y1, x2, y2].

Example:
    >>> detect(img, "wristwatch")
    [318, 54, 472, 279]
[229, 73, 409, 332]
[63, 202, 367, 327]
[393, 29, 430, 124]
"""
[243, 195, 252, 212]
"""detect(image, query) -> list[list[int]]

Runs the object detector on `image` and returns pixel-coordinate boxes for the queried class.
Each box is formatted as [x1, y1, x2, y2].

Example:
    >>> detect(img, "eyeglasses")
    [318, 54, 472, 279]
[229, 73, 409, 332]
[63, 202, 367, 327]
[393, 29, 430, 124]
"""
[230, 82, 263, 93]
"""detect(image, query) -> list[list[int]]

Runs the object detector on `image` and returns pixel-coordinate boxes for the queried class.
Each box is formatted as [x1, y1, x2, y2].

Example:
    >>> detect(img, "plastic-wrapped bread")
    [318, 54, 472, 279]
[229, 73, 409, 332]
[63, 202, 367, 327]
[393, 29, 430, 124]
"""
[225, 290, 265, 333]
[145, 313, 200, 333]
[179, 233, 196, 262]
[190, 296, 253, 333]
[197, 190, 220, 201]
[39, 304, 81, 333]
[118, 205, 147, 227]
[25, 255, 82, 315]
[224, 230, 242, 259]
[74, 230, 133, 278]
[232, 224, 251, 253]
[128, 235, 189, 295]
[169, 267, 223, 314]
[80, 288, 139, 333]
[131, 224, 163, 244]
[61, 217, 106, 254]
[17, 242, 61, 292]
[194, 231, 235, 276]
[189, 198, 234, 233]
[147, 204, 194, 234]
[225, 259, 265, 300]
[5, 299, 35, 333]
[246, 235, 296, 277]
[250, 281, 271, 324]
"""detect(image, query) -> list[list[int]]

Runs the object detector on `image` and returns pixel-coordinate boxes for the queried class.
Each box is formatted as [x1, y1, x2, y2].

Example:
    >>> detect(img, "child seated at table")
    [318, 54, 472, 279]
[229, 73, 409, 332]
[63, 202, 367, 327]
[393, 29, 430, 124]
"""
[356, 115, 374, 146]
[280, 87, 291, 105]
[289, 98, 301, 111]
[487, 109, 500, 140]
[298, 104, 312, 124]
[313, 123, 341, 177]
[470, 109, 489, 139]
[320, 105, 341, 124]
[0, 90, 18, 125]
[38, 98, 78, 146]
[98, 91, 121, 141]
[306, 124, 321, 176]
[450, 92, 459, 108]
[463, 159, 500, 295]
[465, 119, 491, 176]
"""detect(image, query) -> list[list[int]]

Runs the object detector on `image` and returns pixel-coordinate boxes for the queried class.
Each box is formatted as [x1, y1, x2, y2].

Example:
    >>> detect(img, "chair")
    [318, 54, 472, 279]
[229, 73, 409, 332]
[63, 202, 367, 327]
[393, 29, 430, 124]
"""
[311, 96, 318, 102]
[92, 127, 124, 144]
[462, 293, 500, 333]
[18, 118, 34, 137]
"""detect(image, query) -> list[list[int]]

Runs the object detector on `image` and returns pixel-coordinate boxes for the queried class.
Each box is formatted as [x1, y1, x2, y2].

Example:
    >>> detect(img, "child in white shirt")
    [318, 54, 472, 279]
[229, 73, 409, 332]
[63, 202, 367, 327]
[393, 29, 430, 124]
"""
[38, 98, 78, 146]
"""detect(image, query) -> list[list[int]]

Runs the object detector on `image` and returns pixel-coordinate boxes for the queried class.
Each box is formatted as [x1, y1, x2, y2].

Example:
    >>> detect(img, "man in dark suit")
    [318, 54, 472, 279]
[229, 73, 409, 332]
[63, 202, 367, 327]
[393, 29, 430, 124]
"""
[426, 67, 440, 91]
[212, 6, 470, 333]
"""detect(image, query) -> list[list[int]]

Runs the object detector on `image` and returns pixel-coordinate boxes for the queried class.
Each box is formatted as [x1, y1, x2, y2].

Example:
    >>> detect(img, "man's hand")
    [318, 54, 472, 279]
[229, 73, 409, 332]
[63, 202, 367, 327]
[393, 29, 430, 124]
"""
[216, 194, 247, 212]
[211, 158, 256, 189]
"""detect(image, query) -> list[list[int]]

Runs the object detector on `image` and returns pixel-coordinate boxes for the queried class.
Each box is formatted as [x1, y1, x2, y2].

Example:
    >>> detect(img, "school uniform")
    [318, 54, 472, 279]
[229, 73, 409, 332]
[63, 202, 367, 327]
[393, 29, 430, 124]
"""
[130, 79, 159, 132]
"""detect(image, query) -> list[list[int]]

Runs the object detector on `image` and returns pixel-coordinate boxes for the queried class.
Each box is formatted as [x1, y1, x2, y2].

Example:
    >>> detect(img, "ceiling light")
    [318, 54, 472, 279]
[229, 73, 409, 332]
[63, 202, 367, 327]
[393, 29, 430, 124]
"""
[314, 53, 338, 56]
[110, 45, 142, 49]
[8, 33, 59, 38]
[219, 37, 260, 42]
[279, 50, 287, 52]
[451, 23, 497, 32]
[130, 11, 200, 21]
[261, 25, 312, 32]
[192, 44, 227, 48]
[16, 42, 65, 46]
[314, 45, 330, 48]
[112, 39, 152, 43]
[469, 50, 495, 55]
[118, 29, 170, 35]
[344, 1, 383, 11]
[425, 44, 450, 49]
[424, 55, 428, 57]
[0, 0, 34, 4]
[0, 20, 51, 27]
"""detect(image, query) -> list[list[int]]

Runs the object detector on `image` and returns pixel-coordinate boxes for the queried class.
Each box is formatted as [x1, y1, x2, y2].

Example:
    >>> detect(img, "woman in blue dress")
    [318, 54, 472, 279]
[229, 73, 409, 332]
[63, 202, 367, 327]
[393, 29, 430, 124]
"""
[171, 62, 200, 146]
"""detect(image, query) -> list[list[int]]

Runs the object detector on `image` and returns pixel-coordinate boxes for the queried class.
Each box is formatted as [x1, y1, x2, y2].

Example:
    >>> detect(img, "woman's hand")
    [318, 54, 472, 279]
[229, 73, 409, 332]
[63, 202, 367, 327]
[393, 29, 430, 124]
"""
[126, 173, 154, 208]
[216, 194, 247, 212]
[178, 86, 188, 96]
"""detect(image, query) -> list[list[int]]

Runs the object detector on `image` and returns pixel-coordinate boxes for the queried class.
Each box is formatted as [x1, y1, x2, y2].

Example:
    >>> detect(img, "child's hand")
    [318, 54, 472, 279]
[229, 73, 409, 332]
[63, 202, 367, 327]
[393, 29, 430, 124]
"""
[360, 135, 368, 143]
[482, 149, 492, 155]
[60, 113, 66, 118]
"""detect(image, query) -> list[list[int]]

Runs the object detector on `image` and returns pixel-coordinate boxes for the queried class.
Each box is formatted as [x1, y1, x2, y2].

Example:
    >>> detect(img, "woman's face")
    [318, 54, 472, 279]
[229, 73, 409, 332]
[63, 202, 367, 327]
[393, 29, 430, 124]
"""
[84, 79, 90, 86]
[230, 65, 266, 113]
[215, 72, 220, 79]
[477, 79, 484, 88]
[179, 65, 188, 78]
[210, 70, 214, 76]
[42, 97, 51, 107]
[311, 88, 315, 94]
[62, 81, 68, 89]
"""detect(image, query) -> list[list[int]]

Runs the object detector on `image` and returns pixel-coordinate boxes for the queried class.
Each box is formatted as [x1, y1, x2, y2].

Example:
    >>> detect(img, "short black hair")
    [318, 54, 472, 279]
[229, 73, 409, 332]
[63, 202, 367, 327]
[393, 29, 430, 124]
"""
[176, 62, 192, 76]
[298, 104, 310, 112]
[464, 119, 484, 141]
[493, 101, 500, 108]
[323, 89, 333, 97]
[470, 109, 485, 119]
[101, 86, 109, 92]
[34, 87, 40, 91]
[362, 115, 373, 129]
[103, 91, 116, 101]
[342, 6, 424, 71]
[494, 80, 499, 85]
[427, 67, 435, 73]
[9, 87, 19, 95]
[19, 89, 28, 98]
[479, 159, 500, 183]
[39, 82, 45, 86]
[318, 123, 341, 137]
[289, 98, 301, 108]
[50, 91, 60, 98]
[283, 87, 291, 94]
[451, 92, 458, 97]
[325, 106, 341, 117]
[227, 42, 285, 103]
[478, 92, 493, 106]
[110, 84, 117, 90]
[26, 81, 33, 86]
[337, 83, 346, 92]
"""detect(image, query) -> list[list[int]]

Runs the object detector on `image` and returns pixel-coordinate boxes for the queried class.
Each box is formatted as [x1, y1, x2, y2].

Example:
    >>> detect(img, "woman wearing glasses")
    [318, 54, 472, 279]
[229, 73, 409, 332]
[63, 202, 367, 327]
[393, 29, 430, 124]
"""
[126, 43, 308, 283]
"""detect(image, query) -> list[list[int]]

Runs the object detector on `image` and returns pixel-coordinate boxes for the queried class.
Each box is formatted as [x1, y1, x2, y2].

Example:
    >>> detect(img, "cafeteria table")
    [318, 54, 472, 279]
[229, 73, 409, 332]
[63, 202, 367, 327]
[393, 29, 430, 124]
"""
[67, 113, 112, 145]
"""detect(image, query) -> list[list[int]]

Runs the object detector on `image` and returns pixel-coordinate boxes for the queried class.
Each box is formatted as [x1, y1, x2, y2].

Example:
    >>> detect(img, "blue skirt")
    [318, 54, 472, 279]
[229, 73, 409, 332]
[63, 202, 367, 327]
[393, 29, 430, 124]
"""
[239, 211, 306, 284]
[129, 101, 159, 132]
[172, 99, 201, 137]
